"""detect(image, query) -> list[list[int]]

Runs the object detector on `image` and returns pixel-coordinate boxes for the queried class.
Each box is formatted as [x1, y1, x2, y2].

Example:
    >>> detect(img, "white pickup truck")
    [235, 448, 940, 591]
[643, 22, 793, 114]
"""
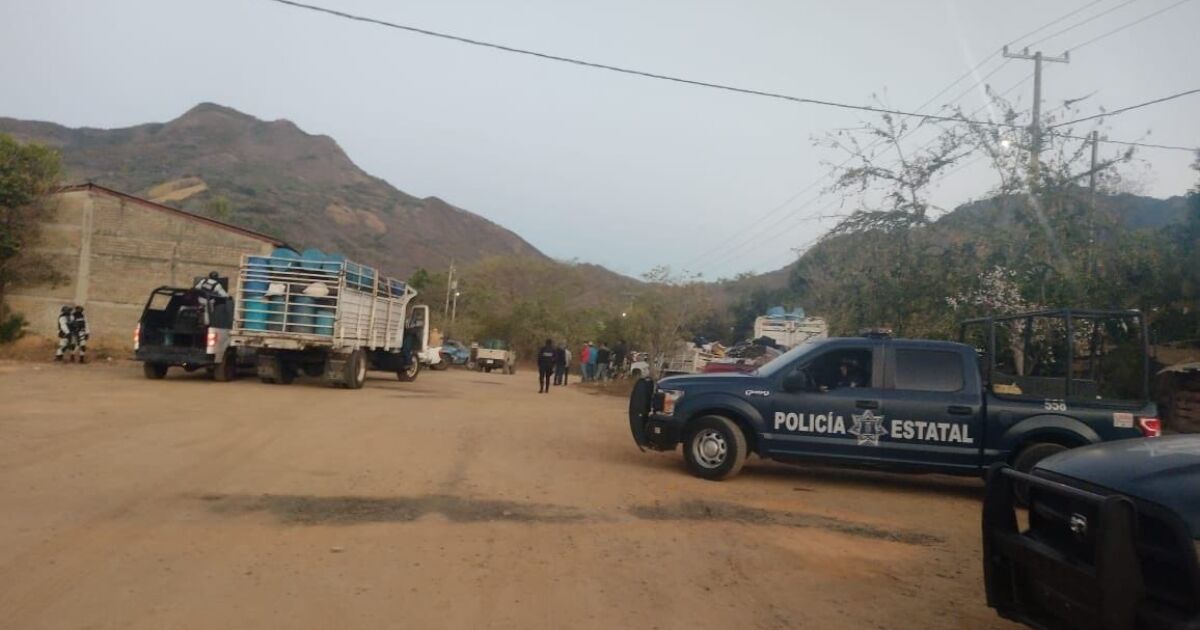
[471, 340, 516, 375]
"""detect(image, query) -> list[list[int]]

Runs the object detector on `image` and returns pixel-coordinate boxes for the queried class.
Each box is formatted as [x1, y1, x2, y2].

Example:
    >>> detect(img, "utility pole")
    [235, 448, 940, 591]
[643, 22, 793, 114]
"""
[443, 259, 455, 321]
[1087, 129, 1099, 274]
[1002, 46, 1069, 183]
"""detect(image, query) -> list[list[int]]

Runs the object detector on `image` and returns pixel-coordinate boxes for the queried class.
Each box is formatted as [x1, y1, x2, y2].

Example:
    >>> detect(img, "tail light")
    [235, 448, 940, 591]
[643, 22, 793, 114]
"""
[1138, 417, 1162, 438]
[133, 323, 140, 351]
[206, 328, 217, 354]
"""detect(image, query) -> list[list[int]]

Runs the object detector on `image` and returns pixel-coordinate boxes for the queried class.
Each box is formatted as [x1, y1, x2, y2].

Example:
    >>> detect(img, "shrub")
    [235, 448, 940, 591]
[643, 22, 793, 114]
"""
[0, 310, 27, 344]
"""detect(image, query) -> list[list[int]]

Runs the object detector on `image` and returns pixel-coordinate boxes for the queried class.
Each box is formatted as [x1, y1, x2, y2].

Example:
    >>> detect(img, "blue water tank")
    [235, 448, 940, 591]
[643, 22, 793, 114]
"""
[243, 298, 268, 331]
[288, 296, 316, 332]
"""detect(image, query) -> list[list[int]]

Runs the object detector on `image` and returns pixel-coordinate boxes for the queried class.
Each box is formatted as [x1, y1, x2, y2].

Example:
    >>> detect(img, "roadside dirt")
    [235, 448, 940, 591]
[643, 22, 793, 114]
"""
[0, 360, 1018, 629]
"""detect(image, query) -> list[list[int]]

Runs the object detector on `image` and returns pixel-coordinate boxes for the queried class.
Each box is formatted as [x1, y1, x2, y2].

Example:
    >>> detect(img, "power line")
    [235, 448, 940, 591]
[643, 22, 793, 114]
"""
[908, 0, 1106, 117]
[265, 0, 1021, 129]
[1048, 87, 1200, 128]
[1068, 0, 1196, 50]
[1050, 133, 1197, 151]
[1024, 0, 1139, 49]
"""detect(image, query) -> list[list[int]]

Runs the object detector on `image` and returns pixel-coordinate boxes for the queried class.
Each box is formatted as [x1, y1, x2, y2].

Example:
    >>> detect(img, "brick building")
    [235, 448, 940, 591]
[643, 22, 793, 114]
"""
[7, 183, 283, 346]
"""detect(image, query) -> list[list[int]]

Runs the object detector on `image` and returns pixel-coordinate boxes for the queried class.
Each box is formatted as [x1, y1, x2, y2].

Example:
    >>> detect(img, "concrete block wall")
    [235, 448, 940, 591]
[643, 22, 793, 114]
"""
[6, 188, 278, 349]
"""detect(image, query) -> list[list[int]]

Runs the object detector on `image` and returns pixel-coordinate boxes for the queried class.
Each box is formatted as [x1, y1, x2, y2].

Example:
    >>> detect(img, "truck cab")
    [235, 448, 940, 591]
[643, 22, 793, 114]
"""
[629, 310, 1158, 481]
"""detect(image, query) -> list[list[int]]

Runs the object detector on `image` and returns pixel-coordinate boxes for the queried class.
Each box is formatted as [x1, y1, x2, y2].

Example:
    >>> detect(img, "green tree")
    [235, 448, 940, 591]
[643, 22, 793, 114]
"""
[408, 267, 432, 291]
[0, 134, 62, 309]
[206, 195, 232, 222]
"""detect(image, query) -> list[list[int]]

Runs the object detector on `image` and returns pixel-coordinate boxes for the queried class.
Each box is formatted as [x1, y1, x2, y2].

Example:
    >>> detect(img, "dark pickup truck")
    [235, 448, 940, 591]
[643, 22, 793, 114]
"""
[134, 283, 251, 381]
[983, 436, 1200, 630]
[628, 310, 1160, 480]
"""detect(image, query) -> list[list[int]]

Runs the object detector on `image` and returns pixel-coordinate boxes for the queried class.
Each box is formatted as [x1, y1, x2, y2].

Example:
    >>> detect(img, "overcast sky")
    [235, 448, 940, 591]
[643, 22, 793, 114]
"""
[2, 0, 1197, 278]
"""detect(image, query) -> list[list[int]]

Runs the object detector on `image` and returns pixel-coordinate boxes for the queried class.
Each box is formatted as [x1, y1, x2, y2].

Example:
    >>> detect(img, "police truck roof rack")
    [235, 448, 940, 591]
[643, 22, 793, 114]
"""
[857, 327, 893, 339]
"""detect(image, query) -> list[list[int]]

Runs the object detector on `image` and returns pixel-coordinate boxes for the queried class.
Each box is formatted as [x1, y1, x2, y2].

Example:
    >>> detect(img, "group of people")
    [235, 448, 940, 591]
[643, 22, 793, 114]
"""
[534, 339, 629, 393]
[54, 305, 90, 363]
[579, 341, 621, 382]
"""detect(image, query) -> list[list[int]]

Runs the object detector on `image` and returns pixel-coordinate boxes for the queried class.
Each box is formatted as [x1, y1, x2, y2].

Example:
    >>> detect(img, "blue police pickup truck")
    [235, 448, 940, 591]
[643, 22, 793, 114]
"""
[628, 310, 1160, 481]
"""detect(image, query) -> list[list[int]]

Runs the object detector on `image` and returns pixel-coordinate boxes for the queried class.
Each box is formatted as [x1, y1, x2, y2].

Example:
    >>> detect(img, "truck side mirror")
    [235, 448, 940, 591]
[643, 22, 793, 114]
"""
[783, 368, 813, 392]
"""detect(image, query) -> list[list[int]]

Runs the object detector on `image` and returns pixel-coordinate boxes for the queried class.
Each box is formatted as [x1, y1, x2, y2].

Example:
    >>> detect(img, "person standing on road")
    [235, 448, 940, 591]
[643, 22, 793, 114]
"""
[553, 342, 567, 386]
[537, 338, 556, 393]
[580, 343, 592, 382]
[68, 305, 90, 364]
[560, 343, 570, 386]
[54, 305, 72, 362]
[613, 340, 627, 378]
[586, 342, 599, 382]
[595, 343, 611, 382]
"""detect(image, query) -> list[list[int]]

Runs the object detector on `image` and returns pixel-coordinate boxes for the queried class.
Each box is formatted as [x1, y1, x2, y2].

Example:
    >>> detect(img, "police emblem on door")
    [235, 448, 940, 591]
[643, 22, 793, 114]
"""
[848, 410, 889, 446]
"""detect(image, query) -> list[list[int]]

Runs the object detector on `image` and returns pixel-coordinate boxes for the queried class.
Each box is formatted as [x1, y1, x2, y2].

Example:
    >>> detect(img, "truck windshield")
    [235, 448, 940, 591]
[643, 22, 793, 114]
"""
[755, 339, 831, 378]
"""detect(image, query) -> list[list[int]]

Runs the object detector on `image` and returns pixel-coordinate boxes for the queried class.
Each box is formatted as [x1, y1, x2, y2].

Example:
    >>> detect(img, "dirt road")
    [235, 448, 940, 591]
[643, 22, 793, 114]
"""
[0, 361, 1017, 629]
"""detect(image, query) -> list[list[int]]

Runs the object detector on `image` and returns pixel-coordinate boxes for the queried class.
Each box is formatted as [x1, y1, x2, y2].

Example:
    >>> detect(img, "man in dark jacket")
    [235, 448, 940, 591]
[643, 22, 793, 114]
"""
[595, 344, 612, 382]
[537, 339, 556, 393]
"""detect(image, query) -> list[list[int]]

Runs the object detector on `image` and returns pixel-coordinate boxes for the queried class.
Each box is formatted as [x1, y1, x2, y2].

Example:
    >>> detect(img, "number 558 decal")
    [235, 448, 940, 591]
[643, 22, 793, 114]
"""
[1043, 399, 1068, 412]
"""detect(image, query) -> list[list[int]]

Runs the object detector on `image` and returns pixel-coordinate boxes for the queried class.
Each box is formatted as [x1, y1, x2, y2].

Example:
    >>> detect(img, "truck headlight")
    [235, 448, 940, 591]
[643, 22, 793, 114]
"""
[659, 389, 684, 416]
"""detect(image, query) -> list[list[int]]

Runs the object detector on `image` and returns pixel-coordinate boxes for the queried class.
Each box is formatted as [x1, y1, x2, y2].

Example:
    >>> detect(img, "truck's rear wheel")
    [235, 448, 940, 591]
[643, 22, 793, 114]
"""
[1012, 442, 1070, 504]
[431, 356, 450, 371]
[213, 349, 237, 382]
[279, 362, 297, 385]
[344, 349, 367, 389]
[397, 357, 420, 382]
[683, 415, 747, 481]
[143, 362, 168, 380]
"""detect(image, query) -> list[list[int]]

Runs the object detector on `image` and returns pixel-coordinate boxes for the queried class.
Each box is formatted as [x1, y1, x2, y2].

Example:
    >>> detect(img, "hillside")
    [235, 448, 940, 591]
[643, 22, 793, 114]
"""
[0, 103, 543, 276]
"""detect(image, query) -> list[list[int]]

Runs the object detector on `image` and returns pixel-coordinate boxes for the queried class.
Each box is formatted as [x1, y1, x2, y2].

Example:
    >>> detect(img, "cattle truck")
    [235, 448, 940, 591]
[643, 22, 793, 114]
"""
[229, 253, 427, 388]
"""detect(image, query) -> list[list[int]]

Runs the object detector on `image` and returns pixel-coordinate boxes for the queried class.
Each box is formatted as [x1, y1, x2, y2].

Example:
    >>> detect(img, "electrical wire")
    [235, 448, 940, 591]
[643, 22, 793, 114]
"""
[265, 0, 1021, 129]
[1022, 0, 1140, 50]
[1068, 0, 1196, 51]
[1047, 88, 1200, 128]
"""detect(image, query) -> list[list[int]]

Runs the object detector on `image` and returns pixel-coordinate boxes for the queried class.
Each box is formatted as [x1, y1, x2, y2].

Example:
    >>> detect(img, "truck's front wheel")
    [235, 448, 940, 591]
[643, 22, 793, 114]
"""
[344, 349, 367, 389]
[683, 416, 747, 481]
[397, 357, 420, 382]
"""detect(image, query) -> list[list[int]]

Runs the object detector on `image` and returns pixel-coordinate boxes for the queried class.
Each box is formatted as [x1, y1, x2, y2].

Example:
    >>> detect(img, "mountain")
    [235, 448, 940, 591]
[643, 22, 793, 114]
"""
[752, 189, 1189, 281]
[0, 103, 543, 276]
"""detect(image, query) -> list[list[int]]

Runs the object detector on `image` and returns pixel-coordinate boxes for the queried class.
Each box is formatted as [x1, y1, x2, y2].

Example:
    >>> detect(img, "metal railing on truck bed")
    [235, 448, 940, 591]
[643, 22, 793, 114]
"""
[231, 254, 415, 351]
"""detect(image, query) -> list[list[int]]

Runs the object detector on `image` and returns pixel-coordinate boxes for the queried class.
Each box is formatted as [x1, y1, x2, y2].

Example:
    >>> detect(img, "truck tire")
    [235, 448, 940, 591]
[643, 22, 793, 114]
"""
[1012, 442, 1070, 504]
[1013, 441, 1069, 474]
[344, 349, 367, 389]
[213, 349, 237, 382]
[143, 362, 168, 380]
[397, 357, 420, 382]
[683, 415, 748, 481]
[431, 356, 450, 371]
[279, 362, 297, 385]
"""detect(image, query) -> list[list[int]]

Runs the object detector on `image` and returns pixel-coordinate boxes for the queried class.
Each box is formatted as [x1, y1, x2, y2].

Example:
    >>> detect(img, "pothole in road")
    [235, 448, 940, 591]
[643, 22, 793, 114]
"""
[628, 500, 942, 546]
[202, 493, 586, 525]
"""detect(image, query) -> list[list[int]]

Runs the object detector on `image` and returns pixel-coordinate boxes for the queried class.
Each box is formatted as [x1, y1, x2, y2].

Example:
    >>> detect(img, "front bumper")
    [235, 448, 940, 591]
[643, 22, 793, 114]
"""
[642, 414, 683, 451]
